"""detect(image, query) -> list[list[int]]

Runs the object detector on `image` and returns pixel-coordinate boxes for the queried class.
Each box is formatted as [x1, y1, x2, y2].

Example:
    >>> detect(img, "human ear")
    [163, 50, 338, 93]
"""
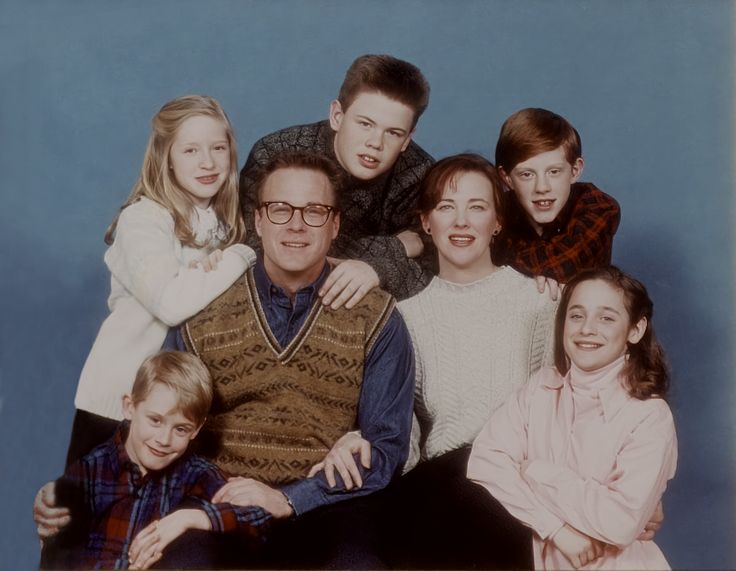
[330, 211, 341, 239]
[329, 100, 344, 132]
[570, 157, 585, 182]
[498, 167, 514, 189]
[400, 130, 414, 153]
[190, 421, 204, 441]
[122, 394, 134, 421]
[254, 206, 264, 238]
[627, 316, 648, 345]
[420, 212, 431, 234]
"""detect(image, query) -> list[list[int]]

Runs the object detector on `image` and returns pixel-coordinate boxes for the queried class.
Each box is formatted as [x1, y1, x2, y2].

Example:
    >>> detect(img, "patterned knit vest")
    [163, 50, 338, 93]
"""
[183, 269, 395, 485]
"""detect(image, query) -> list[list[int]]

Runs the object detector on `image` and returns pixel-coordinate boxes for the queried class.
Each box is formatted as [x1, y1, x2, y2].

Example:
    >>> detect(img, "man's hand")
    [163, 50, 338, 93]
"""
[535, 275, 561, 301]
[396, 230, 424, 259]
[128, 509, 210, 569]
[212, 478, 293, 519]
[33, 482, 71, 542]
[320, 259, 380, 310]
[307, 431, 371, 490]
[188, 249, 223, 272]
[638, 501, 664, 541]
[550, 524, 605, 569]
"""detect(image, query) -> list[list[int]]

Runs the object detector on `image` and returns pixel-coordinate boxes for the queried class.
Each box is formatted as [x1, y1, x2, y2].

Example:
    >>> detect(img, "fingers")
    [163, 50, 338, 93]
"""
[324, 462, 338, 488]
[343, 284, 373, 310]
[320, 272, 351, 308]
[535, 275, 546, 294]
[212, 476, 246, 503]
[129, 522, 161, 569]
[307, 461, 325, 479]
[358, 438, 372, 469]
[188, 259, 199, 269]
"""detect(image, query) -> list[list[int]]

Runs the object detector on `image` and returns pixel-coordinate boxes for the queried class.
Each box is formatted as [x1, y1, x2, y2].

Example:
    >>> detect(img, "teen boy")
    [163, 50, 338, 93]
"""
[40, 352, 269, 570]
[493, 107, 621, 286]
[239, 54, 435, 303]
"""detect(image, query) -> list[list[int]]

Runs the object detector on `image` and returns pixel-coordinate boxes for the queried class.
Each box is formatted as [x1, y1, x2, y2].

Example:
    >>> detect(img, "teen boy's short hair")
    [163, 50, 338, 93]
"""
[252, 150, 344, 210]
[131, 351, 213, 425]
[495, 108, 582, 172]
[337, 54, 430, 126]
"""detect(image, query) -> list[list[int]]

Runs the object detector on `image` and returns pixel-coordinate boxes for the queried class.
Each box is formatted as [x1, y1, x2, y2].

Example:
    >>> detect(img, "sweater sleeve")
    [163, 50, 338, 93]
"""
[520, 402, 677, 547]
[467, 374, 565, 540]
[104, 201, 256, 326]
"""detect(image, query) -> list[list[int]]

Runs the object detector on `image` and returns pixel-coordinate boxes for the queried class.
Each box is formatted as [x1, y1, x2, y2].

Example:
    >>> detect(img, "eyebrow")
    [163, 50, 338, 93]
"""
[567, 304, 623, 315]
[355, 114, 407, 134]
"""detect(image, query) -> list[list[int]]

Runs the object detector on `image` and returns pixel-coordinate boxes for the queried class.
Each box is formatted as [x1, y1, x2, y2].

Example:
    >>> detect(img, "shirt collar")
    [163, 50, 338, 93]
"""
[253, 257, 331, 306]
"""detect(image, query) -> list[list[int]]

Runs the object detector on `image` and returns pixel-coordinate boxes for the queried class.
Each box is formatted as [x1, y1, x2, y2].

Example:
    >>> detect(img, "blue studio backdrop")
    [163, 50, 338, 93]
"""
[1, 1, 733, 568]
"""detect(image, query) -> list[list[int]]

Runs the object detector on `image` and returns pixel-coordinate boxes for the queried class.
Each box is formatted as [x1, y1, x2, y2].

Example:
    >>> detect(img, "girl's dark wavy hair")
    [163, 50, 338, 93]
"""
[554, 266, 670, 400]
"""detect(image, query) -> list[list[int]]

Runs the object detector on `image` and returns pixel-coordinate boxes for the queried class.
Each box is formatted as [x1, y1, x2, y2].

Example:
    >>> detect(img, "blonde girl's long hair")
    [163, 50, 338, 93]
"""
[104, 95, 245, 247]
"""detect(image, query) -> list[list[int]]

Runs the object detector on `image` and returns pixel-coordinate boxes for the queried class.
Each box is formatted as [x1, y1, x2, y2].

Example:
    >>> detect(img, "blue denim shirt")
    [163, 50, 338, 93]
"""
[170, 258, 414, 515]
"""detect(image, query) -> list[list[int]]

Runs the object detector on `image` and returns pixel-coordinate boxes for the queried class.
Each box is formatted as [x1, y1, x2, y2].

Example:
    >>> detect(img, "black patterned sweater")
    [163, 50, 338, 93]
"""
[239, 120, 436, 300]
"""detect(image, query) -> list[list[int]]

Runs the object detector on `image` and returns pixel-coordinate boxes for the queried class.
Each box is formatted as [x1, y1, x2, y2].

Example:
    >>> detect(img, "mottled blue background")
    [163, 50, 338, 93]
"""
[1, 1, 733, 568]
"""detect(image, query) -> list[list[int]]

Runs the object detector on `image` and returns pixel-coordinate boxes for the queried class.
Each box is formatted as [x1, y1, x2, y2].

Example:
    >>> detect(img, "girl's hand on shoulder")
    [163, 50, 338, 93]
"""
[128, 510, 210, 569]
[550, 524, 605, 569]
[188, 249, 224, 272]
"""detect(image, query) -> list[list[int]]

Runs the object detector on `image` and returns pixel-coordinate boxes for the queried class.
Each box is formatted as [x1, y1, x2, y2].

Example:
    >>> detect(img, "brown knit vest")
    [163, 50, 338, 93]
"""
[183, 269, 394, 485]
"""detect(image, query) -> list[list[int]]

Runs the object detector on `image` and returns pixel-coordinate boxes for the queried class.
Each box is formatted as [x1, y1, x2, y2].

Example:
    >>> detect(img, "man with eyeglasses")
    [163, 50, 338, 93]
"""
[163, 150, 414, 568]
[239, 54, 435, 307]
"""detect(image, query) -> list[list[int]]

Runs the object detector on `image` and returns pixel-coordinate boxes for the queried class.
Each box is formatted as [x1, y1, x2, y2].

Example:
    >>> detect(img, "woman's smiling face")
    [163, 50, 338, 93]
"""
[423, 171, 500, 283]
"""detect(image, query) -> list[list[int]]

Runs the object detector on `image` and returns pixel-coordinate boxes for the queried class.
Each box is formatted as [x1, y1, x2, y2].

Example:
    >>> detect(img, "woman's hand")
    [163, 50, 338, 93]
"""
[550, 524, 605, 569]
[188, 249, 224, 272]
[307, 431, 371, 490]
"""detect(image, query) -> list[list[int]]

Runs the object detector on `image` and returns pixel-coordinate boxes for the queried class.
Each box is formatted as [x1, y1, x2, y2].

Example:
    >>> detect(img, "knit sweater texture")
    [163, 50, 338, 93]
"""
[398, 267, 556, 471]
[74, 197, 256, 420]
[183, 268, 395, 484]
[239, 120, 435, 300]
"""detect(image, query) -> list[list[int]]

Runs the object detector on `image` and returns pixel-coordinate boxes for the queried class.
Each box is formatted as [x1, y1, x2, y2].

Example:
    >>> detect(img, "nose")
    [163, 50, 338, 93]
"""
[365, 129, 384, 151]
[199, 150, 215, 169]
[286, 208, 307, 231]
[453, 208, 469, 227]
[156, 427, 173, 447]
[534, 173, 550, 193]
[580, 316, 597, 335]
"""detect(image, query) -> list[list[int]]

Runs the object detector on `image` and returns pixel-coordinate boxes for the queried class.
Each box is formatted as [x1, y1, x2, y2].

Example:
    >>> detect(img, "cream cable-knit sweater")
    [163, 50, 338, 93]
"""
[74, 197, 256, 420]
[398, 266, 556, 471]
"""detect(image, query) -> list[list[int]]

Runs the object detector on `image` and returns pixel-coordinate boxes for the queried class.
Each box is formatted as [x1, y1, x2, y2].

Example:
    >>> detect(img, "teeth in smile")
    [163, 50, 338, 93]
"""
[535, 200, 553, 207]
[450, 236, 473, 244]
[283, 242, 307, 248]
[577, 343, 601, 348]
[360, 155, 377, 163]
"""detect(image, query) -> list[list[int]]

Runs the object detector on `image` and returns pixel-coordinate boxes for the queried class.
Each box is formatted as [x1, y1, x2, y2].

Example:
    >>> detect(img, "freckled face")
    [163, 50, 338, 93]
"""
[502, 146, 583, 234]
[329, 91, 415, 180]
[563, 279, 646, 373]
[422, 171, 500, 283]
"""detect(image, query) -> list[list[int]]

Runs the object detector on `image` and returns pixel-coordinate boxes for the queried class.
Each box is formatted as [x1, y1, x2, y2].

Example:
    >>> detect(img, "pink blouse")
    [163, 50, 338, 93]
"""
[467, 357, 677, 570]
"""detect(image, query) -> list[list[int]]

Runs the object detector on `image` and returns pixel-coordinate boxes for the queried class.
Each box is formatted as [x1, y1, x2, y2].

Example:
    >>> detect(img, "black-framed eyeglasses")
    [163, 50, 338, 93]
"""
[260, 201, 336, 228]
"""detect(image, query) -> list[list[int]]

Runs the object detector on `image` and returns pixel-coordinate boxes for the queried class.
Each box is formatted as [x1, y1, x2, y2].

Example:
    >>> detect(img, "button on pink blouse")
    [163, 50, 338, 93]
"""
[468, 357, 677, 570]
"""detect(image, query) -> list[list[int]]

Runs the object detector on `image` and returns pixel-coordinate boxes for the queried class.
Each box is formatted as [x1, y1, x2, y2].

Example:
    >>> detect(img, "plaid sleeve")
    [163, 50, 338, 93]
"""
[506, 185, 620, 282]
[183, 458, 271, 536]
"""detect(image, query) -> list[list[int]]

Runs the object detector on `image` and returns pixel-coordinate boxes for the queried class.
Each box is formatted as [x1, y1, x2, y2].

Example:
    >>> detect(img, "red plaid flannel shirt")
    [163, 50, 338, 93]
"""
[53, 422, 269, 569]
[494, 182, 620, 283]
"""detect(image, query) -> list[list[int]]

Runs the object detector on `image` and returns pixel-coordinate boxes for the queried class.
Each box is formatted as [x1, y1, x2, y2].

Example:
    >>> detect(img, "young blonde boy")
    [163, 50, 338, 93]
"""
[41, 352, 269, 570]
[493, 108, 620, 286]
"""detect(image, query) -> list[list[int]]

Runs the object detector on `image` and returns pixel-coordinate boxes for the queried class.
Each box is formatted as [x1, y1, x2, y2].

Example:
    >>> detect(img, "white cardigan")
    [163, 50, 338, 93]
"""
[74, 197, 256, 420]
[398, 267, 557, 471]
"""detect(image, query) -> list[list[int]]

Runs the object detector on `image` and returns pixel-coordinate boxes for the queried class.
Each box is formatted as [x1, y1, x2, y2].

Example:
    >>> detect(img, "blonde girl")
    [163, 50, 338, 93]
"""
[70, 95, 255, 460]
[468, 266, 677, 570]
